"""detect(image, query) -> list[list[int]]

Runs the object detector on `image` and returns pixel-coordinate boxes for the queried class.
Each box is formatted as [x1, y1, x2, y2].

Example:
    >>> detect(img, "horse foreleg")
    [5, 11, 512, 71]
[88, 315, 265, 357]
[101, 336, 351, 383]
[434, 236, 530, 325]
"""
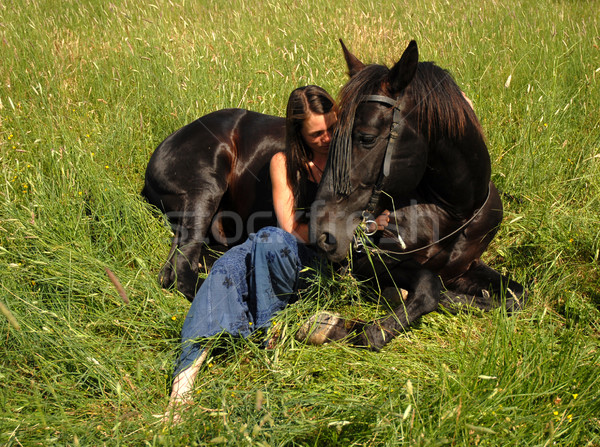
[354, 269, 442, 350]
[173, 241, 206, 301]
[174, 194, 225, 301]
[444, 259, 527, 314]
[438, 289, 495, 314]
[159, 225, 183, 291]
[296, 269, 441, 351]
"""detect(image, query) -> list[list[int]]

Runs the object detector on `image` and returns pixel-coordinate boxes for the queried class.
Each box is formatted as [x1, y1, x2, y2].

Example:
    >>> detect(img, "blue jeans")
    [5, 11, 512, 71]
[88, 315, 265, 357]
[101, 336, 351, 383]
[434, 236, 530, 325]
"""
[173, 227, 316, 376]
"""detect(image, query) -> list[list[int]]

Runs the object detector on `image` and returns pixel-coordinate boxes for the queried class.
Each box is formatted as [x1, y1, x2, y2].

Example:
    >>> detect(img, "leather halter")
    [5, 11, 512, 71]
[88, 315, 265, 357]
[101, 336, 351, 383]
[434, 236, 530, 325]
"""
[358, 94, 404, 236]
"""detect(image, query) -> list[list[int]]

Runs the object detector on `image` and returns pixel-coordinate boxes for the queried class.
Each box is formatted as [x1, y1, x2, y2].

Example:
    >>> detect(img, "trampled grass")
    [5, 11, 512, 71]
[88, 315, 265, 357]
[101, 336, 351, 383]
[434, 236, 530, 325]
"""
[1, 0, 599, 445]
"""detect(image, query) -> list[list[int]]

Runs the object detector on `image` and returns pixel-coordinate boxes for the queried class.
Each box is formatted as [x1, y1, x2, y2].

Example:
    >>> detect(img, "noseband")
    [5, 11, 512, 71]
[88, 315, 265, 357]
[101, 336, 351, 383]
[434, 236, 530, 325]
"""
[358, 94, 404, 236]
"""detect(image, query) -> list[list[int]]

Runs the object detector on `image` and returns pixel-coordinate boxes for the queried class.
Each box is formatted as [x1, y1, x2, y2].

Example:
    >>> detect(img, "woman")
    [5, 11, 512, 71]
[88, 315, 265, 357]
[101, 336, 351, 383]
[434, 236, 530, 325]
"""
[271, 85, 338, 242]
[165, 86, 389, 414]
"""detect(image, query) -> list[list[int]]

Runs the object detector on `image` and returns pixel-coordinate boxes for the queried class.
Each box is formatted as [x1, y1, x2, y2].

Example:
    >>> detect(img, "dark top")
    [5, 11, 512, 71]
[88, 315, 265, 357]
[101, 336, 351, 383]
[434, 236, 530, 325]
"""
[249, 162, 319, 234]
[295, 178, 319, 225]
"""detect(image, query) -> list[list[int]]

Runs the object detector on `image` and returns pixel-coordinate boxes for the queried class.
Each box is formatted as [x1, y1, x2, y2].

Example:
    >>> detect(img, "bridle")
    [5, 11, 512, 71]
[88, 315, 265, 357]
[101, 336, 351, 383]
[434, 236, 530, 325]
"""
[357, 94, 405, 236]
[353, 94, 491, 256]
[357, 94, 406, 236]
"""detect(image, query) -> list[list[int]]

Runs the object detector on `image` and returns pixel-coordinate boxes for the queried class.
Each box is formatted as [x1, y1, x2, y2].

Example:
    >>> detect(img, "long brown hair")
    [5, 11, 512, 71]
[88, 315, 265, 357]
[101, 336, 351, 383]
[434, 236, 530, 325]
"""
[284, 85, 336, 205]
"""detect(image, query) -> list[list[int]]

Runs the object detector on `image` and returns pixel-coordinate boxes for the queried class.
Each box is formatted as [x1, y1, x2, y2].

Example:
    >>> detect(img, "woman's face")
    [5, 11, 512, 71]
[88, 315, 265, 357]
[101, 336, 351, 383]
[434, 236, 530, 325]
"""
[301, 111, 337, 156]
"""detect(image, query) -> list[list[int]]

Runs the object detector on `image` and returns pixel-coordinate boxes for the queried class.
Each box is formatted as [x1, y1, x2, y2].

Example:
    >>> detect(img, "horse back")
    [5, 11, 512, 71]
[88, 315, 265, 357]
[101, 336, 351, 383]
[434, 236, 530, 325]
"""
[143, 108, 285, 219]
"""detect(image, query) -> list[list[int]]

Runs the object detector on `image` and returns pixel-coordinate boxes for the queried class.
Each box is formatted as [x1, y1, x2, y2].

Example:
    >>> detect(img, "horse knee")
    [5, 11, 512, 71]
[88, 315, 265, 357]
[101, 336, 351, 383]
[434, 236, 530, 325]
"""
[381, 287, 409, 309]
[413, 270, 442, 314]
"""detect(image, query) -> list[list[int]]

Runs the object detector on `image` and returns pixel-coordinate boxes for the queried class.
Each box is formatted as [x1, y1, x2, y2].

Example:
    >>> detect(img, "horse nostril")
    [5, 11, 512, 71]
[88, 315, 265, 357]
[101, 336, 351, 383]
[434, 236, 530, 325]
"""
[318, 232, 338, 252]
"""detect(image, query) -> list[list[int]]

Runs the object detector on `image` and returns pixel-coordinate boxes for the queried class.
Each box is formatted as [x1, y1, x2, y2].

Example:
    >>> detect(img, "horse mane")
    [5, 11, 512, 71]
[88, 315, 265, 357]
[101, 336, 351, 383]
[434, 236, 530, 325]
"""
[330, 61, 483, 195]
[408, 62, 483, 142]
[331, 64, 389, 195]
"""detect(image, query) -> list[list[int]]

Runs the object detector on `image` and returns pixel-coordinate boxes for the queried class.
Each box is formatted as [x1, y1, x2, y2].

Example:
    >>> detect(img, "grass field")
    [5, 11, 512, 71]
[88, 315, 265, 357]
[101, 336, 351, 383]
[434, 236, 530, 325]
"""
[1, 0, 599, 445]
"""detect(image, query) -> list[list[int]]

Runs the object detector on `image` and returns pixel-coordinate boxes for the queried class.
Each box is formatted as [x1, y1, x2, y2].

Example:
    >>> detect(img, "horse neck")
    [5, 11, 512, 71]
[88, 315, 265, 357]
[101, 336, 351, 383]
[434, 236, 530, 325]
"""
[422, 130, 491, 218]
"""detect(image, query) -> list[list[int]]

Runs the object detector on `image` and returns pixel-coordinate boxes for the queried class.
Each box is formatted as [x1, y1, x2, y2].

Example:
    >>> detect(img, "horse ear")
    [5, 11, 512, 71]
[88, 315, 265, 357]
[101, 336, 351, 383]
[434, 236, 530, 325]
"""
[389, 40, 419, 93]
[339, 39, 366, 77]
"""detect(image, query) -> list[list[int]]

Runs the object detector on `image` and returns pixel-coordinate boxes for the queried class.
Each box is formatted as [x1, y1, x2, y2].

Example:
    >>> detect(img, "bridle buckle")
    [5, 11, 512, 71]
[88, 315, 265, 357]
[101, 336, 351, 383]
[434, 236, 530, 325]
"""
[360, 211, 378, 236]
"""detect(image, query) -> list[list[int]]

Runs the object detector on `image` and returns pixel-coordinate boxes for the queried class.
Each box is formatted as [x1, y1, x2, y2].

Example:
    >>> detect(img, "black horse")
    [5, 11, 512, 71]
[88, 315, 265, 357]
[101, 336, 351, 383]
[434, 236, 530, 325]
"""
[143, 110, 285, 300]
[304, 40, 526, 349]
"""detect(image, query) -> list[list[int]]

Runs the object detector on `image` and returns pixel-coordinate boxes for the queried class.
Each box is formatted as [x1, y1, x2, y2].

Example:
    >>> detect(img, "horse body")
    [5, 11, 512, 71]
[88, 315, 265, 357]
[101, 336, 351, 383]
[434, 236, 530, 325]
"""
[143, 108, 285, 299]
[309, 41, 525, 349]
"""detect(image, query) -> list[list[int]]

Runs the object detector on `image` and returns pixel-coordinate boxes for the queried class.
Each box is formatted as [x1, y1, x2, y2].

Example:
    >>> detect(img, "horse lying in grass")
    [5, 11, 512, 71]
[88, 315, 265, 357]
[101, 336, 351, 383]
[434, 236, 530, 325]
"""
[143, 40, 526, 351]
[303, 40, 526, 349]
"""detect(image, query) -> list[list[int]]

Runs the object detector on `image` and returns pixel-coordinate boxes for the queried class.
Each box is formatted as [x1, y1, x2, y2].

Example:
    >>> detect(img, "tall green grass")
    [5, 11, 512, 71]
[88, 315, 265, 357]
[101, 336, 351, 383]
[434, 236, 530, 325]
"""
[1, 0, 599, 445]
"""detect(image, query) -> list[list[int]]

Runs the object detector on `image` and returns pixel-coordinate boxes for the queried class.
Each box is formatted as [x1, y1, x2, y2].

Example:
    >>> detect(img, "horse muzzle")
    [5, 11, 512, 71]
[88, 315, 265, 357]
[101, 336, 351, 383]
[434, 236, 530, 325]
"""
[310, 199, 366, 262]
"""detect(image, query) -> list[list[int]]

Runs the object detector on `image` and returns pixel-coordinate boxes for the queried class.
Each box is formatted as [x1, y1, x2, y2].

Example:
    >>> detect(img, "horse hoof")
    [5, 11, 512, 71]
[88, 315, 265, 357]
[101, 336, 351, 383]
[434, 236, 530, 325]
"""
[159, 263, 176, 290]
[296, 312, 350, 345]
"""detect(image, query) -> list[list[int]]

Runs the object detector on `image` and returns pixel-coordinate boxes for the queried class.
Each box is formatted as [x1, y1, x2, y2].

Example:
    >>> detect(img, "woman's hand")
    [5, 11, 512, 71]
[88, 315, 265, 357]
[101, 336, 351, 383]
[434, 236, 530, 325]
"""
[376, 209, 391, 231]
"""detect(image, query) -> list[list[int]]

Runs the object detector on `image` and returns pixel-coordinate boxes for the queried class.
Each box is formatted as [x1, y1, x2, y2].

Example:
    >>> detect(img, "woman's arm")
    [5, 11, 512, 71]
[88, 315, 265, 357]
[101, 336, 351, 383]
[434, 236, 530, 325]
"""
[270, 152, 310, 242]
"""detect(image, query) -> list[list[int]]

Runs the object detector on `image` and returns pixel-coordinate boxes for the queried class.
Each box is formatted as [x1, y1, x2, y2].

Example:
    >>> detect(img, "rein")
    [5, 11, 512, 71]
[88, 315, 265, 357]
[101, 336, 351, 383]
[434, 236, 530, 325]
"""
[358, 94, 405, 235]
[355, 186, 492, 256]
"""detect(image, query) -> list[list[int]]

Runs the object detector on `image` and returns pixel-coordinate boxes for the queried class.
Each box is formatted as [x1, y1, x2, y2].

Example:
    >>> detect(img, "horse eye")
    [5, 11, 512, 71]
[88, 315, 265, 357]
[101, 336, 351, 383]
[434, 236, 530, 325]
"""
[358, 134, 377, 148]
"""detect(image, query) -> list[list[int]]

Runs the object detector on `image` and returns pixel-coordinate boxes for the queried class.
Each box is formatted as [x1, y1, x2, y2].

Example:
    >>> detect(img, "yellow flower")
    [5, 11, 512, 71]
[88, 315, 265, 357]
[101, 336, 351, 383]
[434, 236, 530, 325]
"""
[572, 393, 578, 400]
[171, 316, 177, 321]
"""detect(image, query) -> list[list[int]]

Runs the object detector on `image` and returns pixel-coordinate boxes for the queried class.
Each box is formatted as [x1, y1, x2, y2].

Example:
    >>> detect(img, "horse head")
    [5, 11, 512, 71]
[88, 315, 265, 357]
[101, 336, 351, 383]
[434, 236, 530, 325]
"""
[312, 40, 430, 262]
